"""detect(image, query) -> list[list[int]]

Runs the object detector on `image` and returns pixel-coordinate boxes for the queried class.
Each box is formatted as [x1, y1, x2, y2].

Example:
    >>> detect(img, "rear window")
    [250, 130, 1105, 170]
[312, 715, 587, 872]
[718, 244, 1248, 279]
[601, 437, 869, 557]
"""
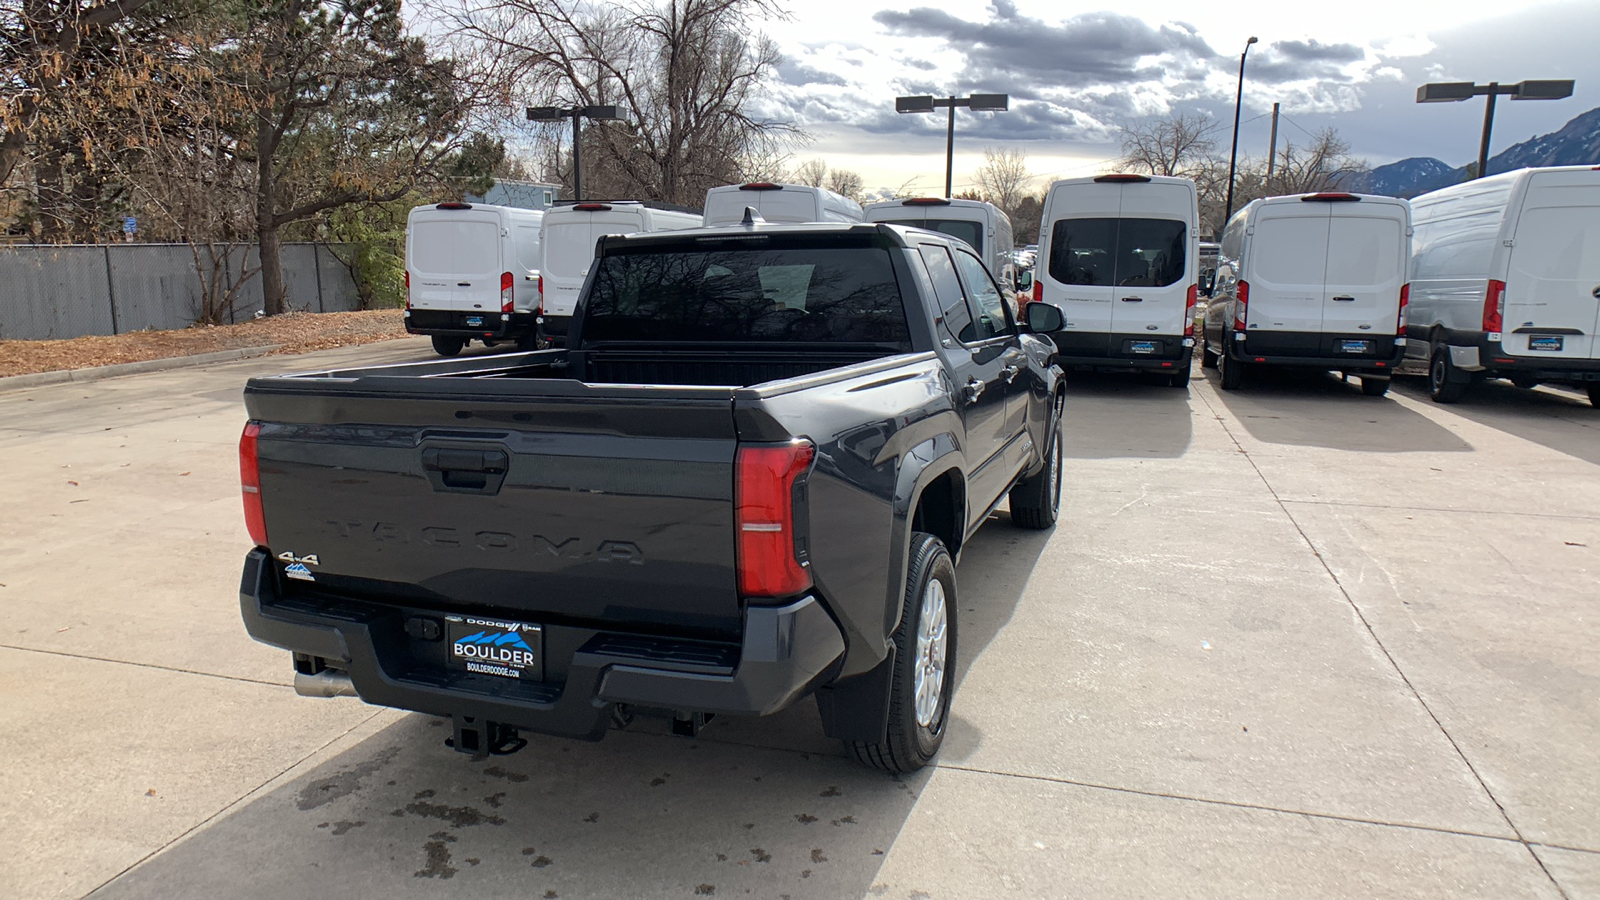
[1252, 217, 1330, 285]
[880, 218, 983, 253]
[1048, 218, 1185, 287]
[411, 220, 499, 276]
[544, 222, 599, 278]
[1327, 217, 1403, 285]
[584, 240, 910, 345]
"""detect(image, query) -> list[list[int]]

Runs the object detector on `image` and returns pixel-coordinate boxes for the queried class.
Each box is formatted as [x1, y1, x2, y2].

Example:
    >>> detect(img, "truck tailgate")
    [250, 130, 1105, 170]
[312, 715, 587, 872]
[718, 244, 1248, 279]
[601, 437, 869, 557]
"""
[248, 387, 743, 638]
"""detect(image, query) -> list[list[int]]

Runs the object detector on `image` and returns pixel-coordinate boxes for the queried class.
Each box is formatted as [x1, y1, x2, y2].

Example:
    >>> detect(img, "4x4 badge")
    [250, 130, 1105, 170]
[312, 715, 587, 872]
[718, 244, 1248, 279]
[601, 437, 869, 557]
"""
[277, 552, 320, 566]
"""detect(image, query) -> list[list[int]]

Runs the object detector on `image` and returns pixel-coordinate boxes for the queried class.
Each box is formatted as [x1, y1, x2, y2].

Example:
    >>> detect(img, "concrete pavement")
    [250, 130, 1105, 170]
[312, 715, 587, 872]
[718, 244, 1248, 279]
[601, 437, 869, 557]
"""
[0, 339, 1594, 898]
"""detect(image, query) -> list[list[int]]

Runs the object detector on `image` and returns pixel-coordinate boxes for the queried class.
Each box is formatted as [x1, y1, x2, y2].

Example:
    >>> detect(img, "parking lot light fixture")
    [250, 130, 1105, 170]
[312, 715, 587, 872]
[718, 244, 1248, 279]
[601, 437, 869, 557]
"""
[1223, 36, 1259, 225]
[1416, 79, 1574, 179]
[526, 104, 622, 201]
[895, 93, 1010, 198]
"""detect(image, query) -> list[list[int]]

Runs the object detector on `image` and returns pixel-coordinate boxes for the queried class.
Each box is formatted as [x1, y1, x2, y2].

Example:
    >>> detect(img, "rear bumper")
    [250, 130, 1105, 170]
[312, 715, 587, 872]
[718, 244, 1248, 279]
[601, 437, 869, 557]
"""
[238, 550, 846, 740]
[403, 309, 540, 340]
[1225, 331, 1405, 372]
[1050, 331, 1194, 371]
[1410, 327, 1600, 381]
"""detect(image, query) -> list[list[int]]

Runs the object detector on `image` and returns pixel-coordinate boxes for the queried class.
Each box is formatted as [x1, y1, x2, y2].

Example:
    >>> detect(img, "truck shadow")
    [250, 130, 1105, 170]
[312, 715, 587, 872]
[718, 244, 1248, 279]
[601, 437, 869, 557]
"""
[1391, 375, 1600, 466]
[1061, 370, 1194, 459]
[1205, 367, 1472, 453]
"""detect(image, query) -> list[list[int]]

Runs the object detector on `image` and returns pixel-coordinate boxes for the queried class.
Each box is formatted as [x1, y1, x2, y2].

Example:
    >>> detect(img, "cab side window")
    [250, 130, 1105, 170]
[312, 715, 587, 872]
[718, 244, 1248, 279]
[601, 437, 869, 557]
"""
[953, 249, 1015, 341]
[916, 244, 973, 340]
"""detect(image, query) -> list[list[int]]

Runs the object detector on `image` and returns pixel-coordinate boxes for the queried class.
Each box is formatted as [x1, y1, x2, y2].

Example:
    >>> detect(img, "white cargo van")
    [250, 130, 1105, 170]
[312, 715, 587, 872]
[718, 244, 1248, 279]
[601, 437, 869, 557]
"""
[1407, 166, 1600, 406]
[539, 201, 703, 344]
[864, 197, 1017, 296]
[1200, 192, 1411, 396]
[1032, 174, 1199, 388]
[404, 202, 545, 356]
[702, 182, 863, 227]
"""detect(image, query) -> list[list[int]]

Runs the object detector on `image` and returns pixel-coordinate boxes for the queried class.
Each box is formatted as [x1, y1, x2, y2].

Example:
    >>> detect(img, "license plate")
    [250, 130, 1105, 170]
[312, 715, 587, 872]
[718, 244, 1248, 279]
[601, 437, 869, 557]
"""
[1130, 340, 1157, 354]
[1529, 335, 1563, 352]
[446, 616, 542, 680]
[1339, 340, 1372, 354]
[464, 316, 484, 327]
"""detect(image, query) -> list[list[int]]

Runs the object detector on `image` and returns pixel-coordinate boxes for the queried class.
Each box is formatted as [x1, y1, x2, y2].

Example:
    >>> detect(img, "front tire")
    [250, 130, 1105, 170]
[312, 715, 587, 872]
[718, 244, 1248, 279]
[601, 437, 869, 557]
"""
[1218, 348, 1244, 390]
[431, 335, 466, 357]
[849, 533, 956, 774]
[1429, 342, 1466, 403]
[1201, 343, 1219, 369]
[1009, 404, 1062, 530]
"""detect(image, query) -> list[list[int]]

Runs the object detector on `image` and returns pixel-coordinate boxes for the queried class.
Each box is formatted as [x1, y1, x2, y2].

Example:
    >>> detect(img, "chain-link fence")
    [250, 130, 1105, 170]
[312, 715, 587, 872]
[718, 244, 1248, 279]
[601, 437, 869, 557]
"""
[0, 243, 361, 341]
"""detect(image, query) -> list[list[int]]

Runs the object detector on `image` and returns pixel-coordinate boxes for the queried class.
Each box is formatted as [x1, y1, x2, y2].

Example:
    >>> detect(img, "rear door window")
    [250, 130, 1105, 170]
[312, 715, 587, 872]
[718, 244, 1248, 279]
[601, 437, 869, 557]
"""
[1047, 218, 1185, 287]
[411, 220, 500, 276]
[882, 219, 984, 253]
[1326, 217, 1402, 285]
[1252, 216, 1331, 285]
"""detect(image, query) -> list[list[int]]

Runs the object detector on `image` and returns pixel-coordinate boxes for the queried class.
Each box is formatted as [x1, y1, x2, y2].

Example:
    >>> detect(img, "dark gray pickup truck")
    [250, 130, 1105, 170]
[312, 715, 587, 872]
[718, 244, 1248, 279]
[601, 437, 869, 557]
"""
[238, 221, 1065, 773]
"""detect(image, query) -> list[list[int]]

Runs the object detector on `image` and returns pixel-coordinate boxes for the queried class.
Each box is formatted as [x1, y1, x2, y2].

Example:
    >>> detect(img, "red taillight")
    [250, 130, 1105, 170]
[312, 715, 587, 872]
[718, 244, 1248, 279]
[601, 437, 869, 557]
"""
[736, 441, 815, 598]
[239, 422, 267, 547]
[1300, 192, 1361, 202]
[1483, 279, 1505, 333]
[1093, 173, 1152, 183]
[536, 274, 543, 312]
[436, 201, 473, 210]
[574, 203, 611, 211]
[1184, 284, 1198, 337]
[501, 271, 514, 313]
[1234, 281, 1250, 331]
[1397, 283, 1410, 335]
[1032, 279, 1043, 306]
[404, 270, 411, 310]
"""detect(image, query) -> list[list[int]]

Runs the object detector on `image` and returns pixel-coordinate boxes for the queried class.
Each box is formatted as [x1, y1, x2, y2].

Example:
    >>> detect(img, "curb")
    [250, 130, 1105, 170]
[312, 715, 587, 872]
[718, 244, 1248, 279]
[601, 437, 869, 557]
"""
[0, 345, 281, 393]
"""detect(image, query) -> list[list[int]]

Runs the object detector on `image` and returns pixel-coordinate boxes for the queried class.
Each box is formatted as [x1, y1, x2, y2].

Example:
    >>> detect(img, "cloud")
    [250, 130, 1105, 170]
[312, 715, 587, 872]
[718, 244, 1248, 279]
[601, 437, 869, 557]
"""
[1246, 39, 1367, 85]
[775, 58, 849, 87]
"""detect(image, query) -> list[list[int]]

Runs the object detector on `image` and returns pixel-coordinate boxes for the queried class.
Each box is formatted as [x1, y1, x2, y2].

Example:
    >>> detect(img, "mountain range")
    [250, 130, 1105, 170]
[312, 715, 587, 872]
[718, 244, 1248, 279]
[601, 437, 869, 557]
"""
[1342, 105, 1600, 197]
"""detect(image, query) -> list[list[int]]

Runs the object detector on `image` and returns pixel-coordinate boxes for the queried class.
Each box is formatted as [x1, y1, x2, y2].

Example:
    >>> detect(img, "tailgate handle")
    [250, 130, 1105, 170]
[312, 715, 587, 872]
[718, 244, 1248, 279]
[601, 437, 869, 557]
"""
[422, 448, 509, 494]
[1332, 295, 1356, 302]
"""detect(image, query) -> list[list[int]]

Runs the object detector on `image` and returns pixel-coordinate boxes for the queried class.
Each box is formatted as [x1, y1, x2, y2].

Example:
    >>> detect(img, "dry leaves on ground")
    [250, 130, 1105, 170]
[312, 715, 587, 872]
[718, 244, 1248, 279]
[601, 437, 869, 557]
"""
[0, 310, 413, 378]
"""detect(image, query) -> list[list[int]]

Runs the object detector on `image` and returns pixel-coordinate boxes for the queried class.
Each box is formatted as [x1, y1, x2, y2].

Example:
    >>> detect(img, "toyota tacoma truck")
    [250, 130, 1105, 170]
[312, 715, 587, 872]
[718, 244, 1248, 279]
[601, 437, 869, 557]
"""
[238, 220, 1065, 773]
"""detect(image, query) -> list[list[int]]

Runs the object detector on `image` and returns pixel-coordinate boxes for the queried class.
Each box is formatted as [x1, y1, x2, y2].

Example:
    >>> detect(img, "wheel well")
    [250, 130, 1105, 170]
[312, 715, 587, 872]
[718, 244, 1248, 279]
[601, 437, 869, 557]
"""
[911, 471, 964, 558]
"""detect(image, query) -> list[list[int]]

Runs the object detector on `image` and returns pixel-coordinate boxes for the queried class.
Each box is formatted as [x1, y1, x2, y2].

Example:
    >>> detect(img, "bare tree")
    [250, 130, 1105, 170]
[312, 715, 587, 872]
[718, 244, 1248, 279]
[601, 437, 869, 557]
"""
[793, 158, 827, 187]
[1117, 114, 1218, 178]
[825, 168, 863, 201]
[1269, 128, 1366, 194]
[973, 146, 1032, 220]
[427, 0, 795, 206]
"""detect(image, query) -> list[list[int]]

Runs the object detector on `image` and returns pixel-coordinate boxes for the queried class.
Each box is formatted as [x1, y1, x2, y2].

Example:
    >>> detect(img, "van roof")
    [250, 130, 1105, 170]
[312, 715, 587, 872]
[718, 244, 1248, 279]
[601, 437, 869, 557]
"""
[1045, 173, 1196, 190]
[1252, 191, 1409, 210]
[599, 220, 960, 251]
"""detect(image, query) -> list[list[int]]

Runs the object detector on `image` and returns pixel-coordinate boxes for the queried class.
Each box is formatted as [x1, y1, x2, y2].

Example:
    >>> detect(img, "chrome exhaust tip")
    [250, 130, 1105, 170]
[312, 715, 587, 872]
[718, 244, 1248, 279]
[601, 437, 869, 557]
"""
[294, 670, 358, 698]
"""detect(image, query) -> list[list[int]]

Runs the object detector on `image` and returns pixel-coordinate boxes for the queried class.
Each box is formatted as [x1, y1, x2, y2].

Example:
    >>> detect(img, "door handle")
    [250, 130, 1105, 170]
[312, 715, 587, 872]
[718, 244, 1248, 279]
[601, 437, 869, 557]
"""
[457, 282, 472, 287]
[1120, 296, 1143, 302]
[1000, 364, 1021, 383]
[962, 378, 986, 405]
[1332, 296, 1355, 302]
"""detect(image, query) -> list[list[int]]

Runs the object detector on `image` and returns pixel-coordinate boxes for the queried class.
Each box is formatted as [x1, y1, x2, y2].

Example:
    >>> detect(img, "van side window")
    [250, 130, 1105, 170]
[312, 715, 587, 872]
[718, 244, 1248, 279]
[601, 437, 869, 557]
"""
[1049, 218, 1187, 288]
[917, 244, 974, 339]
[953, 249, 1015, 340]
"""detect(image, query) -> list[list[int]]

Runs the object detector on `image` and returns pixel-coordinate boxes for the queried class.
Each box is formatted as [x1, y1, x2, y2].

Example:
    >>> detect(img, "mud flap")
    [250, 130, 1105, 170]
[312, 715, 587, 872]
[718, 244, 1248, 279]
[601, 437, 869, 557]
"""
[814, 649, 895, 743]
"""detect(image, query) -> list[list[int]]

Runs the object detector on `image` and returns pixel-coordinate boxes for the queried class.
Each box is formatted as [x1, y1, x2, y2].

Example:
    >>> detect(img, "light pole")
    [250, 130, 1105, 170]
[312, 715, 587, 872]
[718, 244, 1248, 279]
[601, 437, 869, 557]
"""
[526, 104, 622, 201]
[1223, 36, 1258, 224]
[1416, 80, 1574, 179]
[895, 93, 1009, 198]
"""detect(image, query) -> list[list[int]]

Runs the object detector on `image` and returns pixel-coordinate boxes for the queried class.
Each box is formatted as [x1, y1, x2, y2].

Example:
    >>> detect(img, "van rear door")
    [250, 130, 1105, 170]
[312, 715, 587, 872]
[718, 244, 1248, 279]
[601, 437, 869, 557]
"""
[1502, 173, 1600, 360]
[1108, 182, 1192, 342]
[1042, 182, 1123, 352]
[542, 210, 646, 318]
[409, 208, 505, 315]
[1246, 203, 1329, 334]
[1322, 201, 1405, 337]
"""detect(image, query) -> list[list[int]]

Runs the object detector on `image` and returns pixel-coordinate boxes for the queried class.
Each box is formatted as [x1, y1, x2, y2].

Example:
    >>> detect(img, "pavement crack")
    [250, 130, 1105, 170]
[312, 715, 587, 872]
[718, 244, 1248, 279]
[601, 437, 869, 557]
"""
[0, 643, 288, 688]
[1195, 385, 1573, 900]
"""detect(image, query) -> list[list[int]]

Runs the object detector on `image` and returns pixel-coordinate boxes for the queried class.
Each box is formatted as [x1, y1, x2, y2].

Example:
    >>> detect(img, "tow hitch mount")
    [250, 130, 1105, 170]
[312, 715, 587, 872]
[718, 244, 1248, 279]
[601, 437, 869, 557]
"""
[446, 716, 526, 757]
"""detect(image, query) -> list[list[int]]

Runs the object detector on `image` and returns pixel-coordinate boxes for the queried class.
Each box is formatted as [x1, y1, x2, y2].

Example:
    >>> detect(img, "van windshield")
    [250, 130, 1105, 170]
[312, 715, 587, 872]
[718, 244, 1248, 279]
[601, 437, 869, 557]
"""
[1048, 218, 1185, 287]
[879, 219, 983, 253]
[584, 238, 910, 346]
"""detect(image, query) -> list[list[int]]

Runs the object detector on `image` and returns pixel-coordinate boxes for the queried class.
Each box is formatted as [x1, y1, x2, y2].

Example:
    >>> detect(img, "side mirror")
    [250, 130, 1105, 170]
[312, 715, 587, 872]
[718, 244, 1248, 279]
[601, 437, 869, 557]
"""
[1024, 301, 1063, 333]
[1016, 270, 1034, 292]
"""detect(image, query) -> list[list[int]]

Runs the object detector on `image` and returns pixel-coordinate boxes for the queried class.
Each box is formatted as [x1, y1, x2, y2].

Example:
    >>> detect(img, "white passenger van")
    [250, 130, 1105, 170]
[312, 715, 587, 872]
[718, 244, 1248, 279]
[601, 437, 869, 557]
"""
[864, 197, 1017, 297]
[1407, 166, 1600, 406]
[1201, 192, 1411, 396]
[1032, 174, 1199, 388]
[702, 182, 864, 227]
[404, 202, 545, 357]
[539, 201, 703, 344]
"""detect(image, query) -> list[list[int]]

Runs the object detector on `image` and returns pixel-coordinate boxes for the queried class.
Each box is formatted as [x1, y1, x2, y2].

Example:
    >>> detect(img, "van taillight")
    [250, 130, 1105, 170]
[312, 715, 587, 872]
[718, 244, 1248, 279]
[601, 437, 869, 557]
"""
[501, 271, 514, 313]
[1483, 279, 1505, 334]
[1234, 281, 1249, 331]
[736, 441, 815, 599]
[1397, 283, 1410, 335]
[536, 274, 543, 311]
[239, 422, 267, 547]
[1184, 284, 1198, 337]
[404, 271, 410, 309]
[1032, 279, 1043, 306]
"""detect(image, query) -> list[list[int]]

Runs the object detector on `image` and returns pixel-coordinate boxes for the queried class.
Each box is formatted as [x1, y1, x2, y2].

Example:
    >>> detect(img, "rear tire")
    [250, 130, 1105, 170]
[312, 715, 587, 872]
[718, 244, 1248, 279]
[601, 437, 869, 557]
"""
[516, 332, 548, 352]
[1009, 403, 1062, 530]
[1360, 376, 1390, 397]
[1588, 383, 1600, 408]
[1511, 375, 1540, 390]
[1428, 342, 1466, 404]
[1218, 348, 1244, 391]
[1201, 343, 1219, 369]
[1170, 365, 1191, 389]
[431, 335, 466, 357]
[848, 532, 956, 774]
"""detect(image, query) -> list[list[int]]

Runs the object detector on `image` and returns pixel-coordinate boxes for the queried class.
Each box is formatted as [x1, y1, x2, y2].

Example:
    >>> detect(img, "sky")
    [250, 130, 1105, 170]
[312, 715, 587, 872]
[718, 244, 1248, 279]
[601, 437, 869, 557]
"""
[754, 0, 1600, 196]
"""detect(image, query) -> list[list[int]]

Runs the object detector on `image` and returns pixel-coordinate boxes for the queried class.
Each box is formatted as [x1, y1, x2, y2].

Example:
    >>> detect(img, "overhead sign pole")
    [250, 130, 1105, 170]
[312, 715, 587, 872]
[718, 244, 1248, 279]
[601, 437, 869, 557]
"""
[527, 104, 621, 201]
[1416, 79, 1574, 179]
[895, 93, 1009, 199]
